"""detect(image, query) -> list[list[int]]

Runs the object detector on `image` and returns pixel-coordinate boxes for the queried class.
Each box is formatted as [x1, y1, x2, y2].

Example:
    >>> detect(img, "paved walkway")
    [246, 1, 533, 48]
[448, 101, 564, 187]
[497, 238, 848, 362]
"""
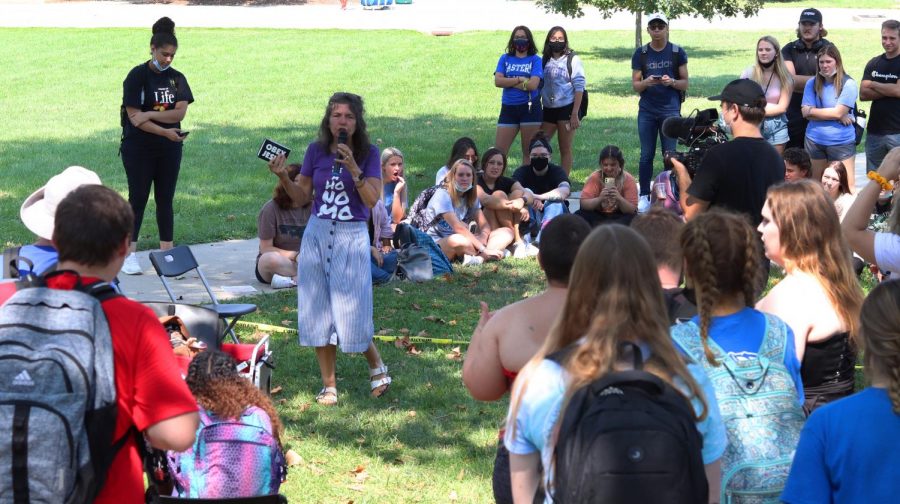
[1, 1, 896, 32]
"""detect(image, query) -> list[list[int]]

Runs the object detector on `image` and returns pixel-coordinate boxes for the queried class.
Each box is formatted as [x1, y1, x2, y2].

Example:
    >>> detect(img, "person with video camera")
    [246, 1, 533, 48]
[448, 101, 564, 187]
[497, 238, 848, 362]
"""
[670, 79, 784, 225]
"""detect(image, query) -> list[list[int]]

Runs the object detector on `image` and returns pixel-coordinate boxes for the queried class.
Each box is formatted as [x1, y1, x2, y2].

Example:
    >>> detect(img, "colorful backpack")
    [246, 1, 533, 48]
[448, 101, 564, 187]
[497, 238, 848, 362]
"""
[169, 406, 286, 498]
[671, 314, 806, 503]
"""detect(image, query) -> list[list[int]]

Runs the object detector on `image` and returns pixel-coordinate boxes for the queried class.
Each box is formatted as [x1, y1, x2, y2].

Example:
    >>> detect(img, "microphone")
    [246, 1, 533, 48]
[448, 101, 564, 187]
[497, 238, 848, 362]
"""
[661, 116, 696, 141]
[332, 129, 348, 176]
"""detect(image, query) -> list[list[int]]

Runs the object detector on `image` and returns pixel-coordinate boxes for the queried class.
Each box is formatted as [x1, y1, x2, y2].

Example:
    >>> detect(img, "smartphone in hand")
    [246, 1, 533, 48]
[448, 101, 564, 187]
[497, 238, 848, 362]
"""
[177, 131, 190, 138]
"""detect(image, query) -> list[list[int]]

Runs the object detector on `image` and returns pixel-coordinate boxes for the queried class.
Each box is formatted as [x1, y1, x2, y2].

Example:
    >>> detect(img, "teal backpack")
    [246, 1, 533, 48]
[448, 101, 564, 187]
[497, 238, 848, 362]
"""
[671, 314, 806, 504]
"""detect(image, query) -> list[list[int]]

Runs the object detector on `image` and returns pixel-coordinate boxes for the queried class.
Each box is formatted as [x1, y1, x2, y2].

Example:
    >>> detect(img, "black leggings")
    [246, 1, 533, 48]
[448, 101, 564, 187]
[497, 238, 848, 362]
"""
[121, 138, 182, 242]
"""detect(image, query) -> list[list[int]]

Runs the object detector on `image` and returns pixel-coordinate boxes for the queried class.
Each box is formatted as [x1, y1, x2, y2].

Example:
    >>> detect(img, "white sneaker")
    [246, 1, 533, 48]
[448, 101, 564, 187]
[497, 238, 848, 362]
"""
[512, 242, 529, 259]
[637, 194, 651, 214]
[270, 274, 297, 289]
[461, 254, 484, 266]
[525, 243, 540, 257]
[121, 252, 142, 275]
[502, 249, 511, 259]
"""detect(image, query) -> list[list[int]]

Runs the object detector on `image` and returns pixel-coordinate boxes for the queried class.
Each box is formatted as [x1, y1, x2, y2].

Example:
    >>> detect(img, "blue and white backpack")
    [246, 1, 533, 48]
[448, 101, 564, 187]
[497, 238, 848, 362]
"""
[671, 313, 806, 504]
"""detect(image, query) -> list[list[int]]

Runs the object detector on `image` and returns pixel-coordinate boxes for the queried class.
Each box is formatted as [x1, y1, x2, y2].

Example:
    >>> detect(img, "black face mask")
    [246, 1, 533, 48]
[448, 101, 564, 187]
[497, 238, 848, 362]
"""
[548, 41, 566, 54]
[514, 38, 529, 52]
[531, 157, 549, 171]
[759, 59, 776, 69]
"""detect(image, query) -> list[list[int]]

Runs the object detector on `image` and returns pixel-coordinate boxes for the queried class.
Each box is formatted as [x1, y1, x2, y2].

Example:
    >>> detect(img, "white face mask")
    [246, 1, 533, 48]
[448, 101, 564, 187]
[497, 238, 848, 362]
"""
[152, 58, 171, 72]
[819, 69, 837, 78]
[454, 182, 472, 193]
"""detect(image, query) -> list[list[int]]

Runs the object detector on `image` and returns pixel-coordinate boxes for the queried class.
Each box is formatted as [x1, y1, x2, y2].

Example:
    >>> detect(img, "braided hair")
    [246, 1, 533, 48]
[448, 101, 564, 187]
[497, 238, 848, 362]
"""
[680, 211, 763, 365]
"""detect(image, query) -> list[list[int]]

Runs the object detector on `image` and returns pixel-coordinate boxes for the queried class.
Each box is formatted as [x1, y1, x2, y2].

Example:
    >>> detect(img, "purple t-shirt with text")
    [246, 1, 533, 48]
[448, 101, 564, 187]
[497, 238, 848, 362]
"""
[301, 141, 381, 222]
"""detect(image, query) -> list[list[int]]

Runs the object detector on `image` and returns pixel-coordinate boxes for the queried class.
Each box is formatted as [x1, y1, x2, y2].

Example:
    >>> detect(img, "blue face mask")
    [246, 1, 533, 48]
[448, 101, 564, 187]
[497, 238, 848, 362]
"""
[514, 38, 529, 52]
[152, 58, 170, 72]
[454, 182, 472, 193]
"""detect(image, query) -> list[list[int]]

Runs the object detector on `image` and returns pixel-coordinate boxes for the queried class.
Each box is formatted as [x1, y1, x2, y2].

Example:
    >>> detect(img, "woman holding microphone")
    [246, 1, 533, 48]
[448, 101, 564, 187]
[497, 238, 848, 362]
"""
[268, 92, 390, 406]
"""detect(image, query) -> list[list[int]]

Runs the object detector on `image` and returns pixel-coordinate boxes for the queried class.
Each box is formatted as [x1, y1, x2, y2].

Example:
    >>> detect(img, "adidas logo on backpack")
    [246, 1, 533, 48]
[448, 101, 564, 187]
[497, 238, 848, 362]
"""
[0, 275, 122, 503]
[11, 370, 35, 388]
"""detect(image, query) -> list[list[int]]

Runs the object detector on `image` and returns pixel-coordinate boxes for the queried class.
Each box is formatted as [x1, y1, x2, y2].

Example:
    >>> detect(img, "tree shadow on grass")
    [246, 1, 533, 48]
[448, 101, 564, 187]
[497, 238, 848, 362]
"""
[1, 110, 694, 248]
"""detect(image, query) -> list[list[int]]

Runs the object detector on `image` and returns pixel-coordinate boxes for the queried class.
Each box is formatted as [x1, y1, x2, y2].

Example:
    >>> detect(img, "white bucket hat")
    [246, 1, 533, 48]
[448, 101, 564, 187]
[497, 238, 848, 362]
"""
[20, 166, 102, 240]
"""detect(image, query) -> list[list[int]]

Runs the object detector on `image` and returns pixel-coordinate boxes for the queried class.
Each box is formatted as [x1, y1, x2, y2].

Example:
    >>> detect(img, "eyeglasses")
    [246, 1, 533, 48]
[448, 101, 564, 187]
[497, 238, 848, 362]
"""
[648, 23, 667, 31]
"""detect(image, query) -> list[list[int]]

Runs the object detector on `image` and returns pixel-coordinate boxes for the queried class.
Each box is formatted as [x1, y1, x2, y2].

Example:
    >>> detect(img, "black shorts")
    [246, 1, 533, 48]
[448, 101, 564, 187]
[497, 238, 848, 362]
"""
[543, 102, 574, 124]
[254, 253, 268, 284]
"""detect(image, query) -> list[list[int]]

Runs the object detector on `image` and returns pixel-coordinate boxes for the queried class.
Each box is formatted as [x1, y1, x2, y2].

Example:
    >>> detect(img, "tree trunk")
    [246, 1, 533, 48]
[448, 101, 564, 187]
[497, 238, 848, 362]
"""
[634, 11, 642, 48]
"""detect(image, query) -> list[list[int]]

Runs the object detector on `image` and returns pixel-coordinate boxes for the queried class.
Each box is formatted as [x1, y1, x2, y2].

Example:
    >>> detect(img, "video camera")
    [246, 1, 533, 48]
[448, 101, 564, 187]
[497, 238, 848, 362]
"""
[661, 108, 727, 177]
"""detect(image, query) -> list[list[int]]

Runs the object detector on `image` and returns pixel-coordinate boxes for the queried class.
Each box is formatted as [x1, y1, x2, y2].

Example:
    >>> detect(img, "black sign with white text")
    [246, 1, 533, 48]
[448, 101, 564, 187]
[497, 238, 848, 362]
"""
[257, 138, 292, 162]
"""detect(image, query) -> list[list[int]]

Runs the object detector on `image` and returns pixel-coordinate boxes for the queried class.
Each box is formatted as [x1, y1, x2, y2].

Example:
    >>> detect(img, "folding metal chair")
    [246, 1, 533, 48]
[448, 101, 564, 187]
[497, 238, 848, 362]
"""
[148, 245, 257, 344]
[144, 301, 275, 393]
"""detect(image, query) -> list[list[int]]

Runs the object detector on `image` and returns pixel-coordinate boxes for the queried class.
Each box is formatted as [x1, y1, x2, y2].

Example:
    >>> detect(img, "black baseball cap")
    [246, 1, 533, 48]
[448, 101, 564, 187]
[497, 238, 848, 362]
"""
[708, 79, 765, 108]
[799, 8, 822, 24]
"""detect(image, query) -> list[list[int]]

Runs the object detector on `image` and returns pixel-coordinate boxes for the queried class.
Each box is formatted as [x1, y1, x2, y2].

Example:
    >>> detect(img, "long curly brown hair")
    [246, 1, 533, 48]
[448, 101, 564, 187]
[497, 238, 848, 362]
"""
[186, 351, 284, 447]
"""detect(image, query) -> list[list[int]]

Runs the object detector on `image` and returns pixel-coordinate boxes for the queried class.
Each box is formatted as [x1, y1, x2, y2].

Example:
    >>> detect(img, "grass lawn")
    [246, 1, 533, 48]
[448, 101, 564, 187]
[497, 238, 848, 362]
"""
[1, 27, 882, 502]
[0, 27, 885, 249]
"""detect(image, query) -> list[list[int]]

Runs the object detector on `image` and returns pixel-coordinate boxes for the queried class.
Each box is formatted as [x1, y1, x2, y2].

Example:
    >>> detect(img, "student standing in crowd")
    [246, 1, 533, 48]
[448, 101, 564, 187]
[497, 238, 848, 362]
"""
[494, 26, 543, 164]
[268, 92, 390, 406]
[540, 26, 585, 175]
[801, 44, 858, 188]
[782, 279, 900, 504]
[631, 13, 689, 213]
[783, 8, 832, 150]
[505, 225, 725, 503]
[757, 181, 864, 413]
[742, 36, 792, 153]
[462, 215, 590, 504]
[671, 79, 783, 225]
[860, 20, 900, 171]
[120, 16, 194, 275]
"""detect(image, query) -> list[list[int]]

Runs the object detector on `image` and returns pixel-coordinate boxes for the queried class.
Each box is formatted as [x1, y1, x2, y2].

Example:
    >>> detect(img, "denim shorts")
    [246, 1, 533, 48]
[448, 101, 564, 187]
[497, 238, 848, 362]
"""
[542, 102, 574, 124]
[498, 101, 543, 127]
[804, 137, 856, 161]
[762, 114, 789, 146]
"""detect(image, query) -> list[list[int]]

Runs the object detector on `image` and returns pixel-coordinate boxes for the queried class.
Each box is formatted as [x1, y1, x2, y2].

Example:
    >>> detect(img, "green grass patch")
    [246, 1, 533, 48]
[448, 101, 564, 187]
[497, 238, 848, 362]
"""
[0, 27, 885, 249]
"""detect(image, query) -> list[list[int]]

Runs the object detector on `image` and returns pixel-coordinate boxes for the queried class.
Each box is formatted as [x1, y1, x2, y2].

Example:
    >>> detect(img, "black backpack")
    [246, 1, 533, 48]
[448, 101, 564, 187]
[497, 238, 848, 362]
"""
[547, 343, 708, 504]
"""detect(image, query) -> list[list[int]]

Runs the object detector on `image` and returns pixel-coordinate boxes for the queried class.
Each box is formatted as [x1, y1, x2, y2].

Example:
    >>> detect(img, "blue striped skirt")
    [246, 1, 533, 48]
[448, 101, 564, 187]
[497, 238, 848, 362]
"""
[296, 216, 373, 353]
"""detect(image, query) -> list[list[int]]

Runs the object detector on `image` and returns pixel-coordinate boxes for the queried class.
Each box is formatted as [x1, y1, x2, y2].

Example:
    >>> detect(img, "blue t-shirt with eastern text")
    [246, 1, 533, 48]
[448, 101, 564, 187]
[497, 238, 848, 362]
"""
[495, 53, 543, 106]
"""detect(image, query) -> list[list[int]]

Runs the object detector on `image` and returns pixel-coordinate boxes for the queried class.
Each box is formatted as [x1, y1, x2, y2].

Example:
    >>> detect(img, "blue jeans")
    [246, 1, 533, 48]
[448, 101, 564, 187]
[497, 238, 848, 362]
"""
[866, 132, 900, 171]
[638, 108, 679, 195]
[527, 201, 568, 243]
[371, 250, 399, 285]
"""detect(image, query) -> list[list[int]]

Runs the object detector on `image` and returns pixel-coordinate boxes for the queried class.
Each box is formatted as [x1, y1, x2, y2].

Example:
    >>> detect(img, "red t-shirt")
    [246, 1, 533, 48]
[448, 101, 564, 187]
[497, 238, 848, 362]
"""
[40, 273, 198, 503]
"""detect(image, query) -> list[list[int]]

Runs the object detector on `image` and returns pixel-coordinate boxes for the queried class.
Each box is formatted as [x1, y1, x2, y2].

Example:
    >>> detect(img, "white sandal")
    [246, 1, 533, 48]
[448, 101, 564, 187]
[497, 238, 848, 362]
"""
[315, 386, 338, 406]
[369, 364, 392, 398]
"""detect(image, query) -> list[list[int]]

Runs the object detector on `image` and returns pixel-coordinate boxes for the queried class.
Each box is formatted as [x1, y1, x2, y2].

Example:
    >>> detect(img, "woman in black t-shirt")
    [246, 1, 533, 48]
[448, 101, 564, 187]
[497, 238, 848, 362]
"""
[477, 147, 533, 258]
[119, 16, 194, 275]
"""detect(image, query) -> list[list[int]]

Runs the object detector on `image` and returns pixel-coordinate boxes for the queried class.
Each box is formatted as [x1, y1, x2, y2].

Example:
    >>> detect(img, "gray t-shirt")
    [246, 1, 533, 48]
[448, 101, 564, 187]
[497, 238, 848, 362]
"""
[423, 188, 480, 241]
[257, 199, 311, 251]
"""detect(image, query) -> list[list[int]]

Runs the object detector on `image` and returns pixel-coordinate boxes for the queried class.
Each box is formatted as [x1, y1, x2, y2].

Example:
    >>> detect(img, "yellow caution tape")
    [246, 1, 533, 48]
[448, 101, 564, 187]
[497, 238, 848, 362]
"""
[235, 320, 469, 346]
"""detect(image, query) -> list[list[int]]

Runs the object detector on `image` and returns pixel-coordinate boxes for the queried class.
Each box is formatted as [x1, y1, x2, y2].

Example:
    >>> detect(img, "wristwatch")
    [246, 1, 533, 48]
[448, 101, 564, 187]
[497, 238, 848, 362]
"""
[354, 172, 366, 185]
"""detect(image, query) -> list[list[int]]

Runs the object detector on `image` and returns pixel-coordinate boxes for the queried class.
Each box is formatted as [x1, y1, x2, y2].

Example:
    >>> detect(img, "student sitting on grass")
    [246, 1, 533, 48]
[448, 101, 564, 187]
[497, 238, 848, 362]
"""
[462, 215, 591, 504]
[256, 162, 311, 289]
[415, 159, 510, 265]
